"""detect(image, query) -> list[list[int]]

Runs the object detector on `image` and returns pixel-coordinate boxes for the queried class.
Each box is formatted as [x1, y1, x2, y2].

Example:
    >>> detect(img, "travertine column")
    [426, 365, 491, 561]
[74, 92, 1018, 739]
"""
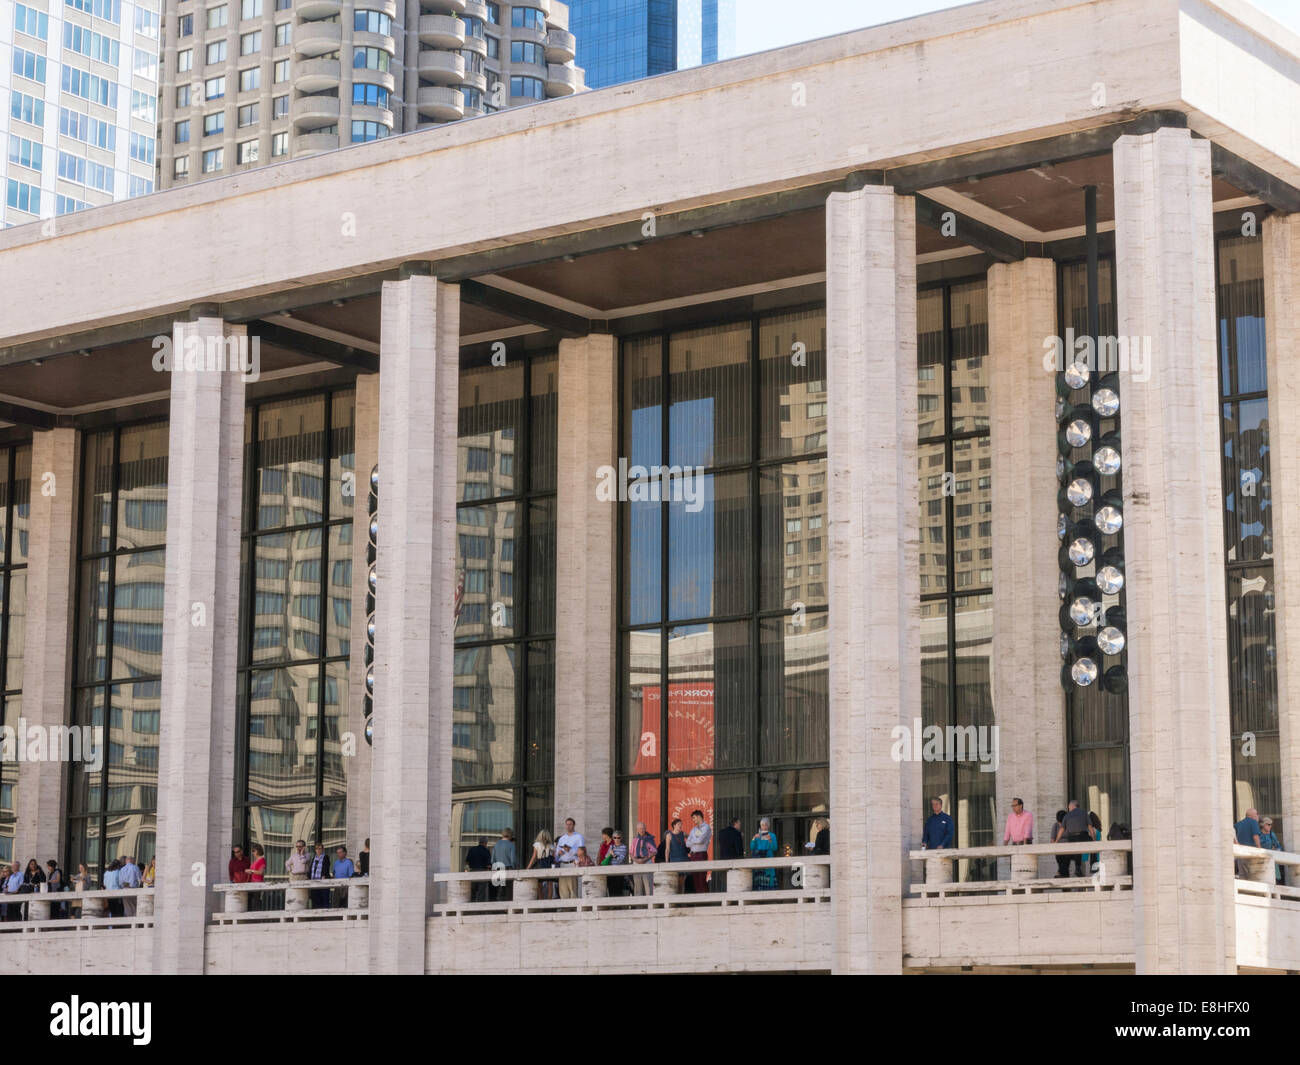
[1114, 128, 1234, 974]
[554, 334, 617, 840]
[826, 185, 918, 974]
[1264, 214, 1300, 866]
[154, 317, 245, 974]
[987, 259, 1064, 876]
[345, 373, 379, 857]
[368, 273, 458, 974]
[15, 428, 79, 859]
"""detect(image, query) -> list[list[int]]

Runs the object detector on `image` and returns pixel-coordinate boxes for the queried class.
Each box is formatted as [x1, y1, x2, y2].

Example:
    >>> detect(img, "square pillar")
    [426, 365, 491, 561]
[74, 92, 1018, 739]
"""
[826, 185, 918, 974]
[15, 428, 79, 860]
[154, 317, 245, 974]
[1113, 128, 1235, 973]
[368, 273, 459, 974]
[554, 334, 617, 839]
[1265, 213, 1300, 858]
[987, 259, 1064, 873]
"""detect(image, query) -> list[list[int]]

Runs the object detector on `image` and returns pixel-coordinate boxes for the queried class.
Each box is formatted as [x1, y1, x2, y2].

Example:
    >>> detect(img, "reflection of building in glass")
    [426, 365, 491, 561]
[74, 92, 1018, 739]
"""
[69, 424, 169, 878]
[917, 282, 995, 871]
[237, 390, 354, 875]
[619, 310, 829, 854]
[0, 446, 31, 866]
[452, 353, 556, 858]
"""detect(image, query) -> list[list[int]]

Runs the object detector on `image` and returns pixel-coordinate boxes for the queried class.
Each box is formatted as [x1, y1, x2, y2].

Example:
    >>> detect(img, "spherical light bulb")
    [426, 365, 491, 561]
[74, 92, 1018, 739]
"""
[1066, 419, 1093, 448]
[368, 566, 378, 593]
[364, 718, 374, 745]
[1068, 537, 1095, 567]
[1092, 388, 1120, 417]
[370, 465, 379, 490]
[1064, 362, 1090, 390]
[1060, 632, 1070, 659]
[1096, 565, 1125, 595]
[1093, 446, 1121, 476]
[1069, 596, 1097, 626]
[1097, 626, 1126, 655]
[369, 517, 379, 544]
[365, 665, 375, 693]
[1058, 512, 1069, 540]
[1071, 658, 1099, 686]
[1095, 505, 1123, 535]
[1067, 478, 1094, 507]
[367, 615, 376, 643]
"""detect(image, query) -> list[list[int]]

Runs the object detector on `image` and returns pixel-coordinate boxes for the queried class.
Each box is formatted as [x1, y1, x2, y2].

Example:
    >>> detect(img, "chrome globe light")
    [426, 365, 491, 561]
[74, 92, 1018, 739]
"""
[1095, 505, 1123, 535]
[1067, 478, 1094, 507]
[1091, 388, 1120, 417]
[1093, 446, 1121, 476]
[1068, 537, 1095, 567]
[1096, 565, 1125, 595]
[1065, 418, 1093, 448]
[1064, 362, 1091, 390]
[1071, 658, 1099, 686]
[1097, 626, 1126, 655]
[1069, 596, 1098, 627]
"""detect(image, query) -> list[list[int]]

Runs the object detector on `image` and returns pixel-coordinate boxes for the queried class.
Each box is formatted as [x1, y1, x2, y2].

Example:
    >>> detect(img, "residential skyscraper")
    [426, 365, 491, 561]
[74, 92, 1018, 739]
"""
[2, 0, 162, 228]
[156, 0, 584, 189]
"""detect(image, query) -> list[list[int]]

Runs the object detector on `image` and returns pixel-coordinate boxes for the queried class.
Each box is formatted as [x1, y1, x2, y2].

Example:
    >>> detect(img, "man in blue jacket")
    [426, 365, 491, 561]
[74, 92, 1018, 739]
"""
[923, 796, 954, 849]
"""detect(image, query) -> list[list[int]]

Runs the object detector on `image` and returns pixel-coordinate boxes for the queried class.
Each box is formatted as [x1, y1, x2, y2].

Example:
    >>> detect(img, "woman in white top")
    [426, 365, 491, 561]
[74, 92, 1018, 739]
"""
[526, 830, 555, 900]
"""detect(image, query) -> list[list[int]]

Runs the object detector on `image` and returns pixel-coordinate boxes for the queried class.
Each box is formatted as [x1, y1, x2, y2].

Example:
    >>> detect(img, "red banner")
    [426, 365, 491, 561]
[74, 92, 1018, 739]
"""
[634, 683, 715, 848]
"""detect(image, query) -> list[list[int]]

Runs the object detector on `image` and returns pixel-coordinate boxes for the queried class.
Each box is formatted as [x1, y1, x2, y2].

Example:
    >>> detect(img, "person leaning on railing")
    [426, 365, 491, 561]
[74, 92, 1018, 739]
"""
[629, 823, 657, 896]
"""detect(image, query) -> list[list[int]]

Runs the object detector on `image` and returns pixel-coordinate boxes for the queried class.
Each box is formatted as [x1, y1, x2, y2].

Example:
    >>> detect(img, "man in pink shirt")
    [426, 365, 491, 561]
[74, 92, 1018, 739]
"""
[1003, 797, 1034, 844]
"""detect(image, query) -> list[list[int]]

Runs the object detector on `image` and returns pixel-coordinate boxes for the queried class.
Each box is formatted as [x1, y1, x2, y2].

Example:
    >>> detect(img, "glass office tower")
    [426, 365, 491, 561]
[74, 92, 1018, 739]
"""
[569, 0, 735, 90]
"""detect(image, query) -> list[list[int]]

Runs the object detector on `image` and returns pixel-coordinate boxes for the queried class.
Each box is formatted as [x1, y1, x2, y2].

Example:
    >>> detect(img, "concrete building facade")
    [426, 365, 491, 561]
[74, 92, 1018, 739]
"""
[0, 0, 1298, 975]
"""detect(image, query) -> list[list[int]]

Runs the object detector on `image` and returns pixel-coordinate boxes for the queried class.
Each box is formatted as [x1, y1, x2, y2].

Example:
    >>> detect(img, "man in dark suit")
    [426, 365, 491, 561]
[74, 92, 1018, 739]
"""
[465, 837, 493, 902]
[308, 843, 332, 908]
[718, 817, 745, 861]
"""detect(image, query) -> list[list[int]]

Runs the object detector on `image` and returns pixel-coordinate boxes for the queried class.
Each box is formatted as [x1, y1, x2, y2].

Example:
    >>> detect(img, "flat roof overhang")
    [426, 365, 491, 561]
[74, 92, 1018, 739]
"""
[0, 0, 1296, 422]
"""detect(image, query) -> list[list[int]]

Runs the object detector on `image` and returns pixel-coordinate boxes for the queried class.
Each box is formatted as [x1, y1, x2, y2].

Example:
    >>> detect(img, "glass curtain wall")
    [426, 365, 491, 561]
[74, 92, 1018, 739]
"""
[1058, 259, 1130, 830]
[452, 352, 557, 868]
[69, 423, 169, 879]
[237, 391, 355, 876]
[1215, 234, 1280, 837]
[0, 446, 30, 865]
[917, 281, 996, 877]
[618, 308, 830, 869]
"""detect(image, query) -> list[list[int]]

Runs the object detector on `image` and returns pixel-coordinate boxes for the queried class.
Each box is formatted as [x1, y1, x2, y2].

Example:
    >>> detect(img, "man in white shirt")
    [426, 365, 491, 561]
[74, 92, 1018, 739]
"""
[554, 818, 584, 899]
[2, 861, 23, 921]
[686, 810, 711, 894]
[285, 839, 310, 881]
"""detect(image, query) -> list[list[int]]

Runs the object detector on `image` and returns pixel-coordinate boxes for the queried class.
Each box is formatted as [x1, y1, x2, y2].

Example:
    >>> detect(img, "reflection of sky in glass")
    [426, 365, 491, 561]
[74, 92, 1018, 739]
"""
[628, 398, 714, 627]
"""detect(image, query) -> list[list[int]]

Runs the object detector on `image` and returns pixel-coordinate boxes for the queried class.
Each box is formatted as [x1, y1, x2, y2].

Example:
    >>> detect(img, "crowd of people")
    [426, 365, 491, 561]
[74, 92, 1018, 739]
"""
[464, 812, 832, 900]
[227, 838, 371, 909]
[921, 795, 1131, 878]
[0, 854, 154, 920]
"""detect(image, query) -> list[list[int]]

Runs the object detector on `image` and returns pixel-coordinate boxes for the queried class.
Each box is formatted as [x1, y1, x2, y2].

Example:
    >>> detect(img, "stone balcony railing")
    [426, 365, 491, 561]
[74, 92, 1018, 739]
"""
[212, 877, 369, 923]
[0, 887, 156, 931]
[1233, 844, 1300, 895]
[907, 840, 1134, 898]
[432, 856, 832, 916]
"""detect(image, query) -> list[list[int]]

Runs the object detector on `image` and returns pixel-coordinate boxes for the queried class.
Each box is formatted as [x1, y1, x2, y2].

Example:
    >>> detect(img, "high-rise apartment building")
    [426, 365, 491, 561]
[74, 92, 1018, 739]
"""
[568, 0, 735, 90]
[1, 0, 162, 227]
[156, 0, 583, 188]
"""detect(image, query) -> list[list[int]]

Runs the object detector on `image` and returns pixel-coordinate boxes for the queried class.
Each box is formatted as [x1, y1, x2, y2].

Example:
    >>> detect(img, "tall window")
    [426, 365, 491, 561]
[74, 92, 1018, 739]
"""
[69, 423, 169, 879]
[917, 281, 996, 872]
[618, 309, 830, 863]
[1216, 234, 1279, 835]
[1058, 259, 1130, 829]
[238, 391, 354, 876]
[452, 352, 556, 868]
[0, 446, 31, 865]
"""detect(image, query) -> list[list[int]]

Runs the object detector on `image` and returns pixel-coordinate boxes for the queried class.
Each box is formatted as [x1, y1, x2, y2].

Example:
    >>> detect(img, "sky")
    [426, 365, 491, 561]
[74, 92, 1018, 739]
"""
[733, 0, 1300, 56]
